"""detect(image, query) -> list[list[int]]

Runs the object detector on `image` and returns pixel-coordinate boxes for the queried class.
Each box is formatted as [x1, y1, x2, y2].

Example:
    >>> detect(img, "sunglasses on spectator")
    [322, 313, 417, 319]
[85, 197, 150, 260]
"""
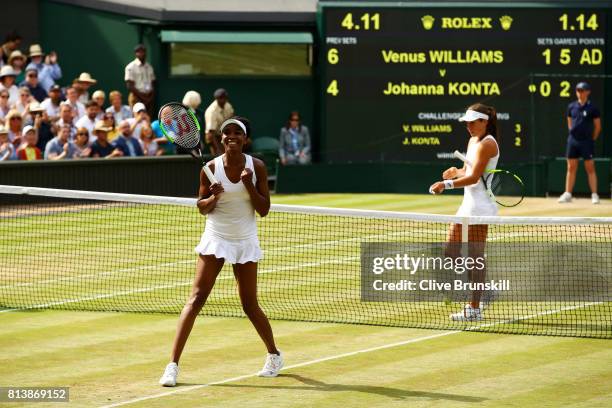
[0, 94, 8, 98]
[10, 117, 22, 121]
[20, 94, 29, 97]
[290, 118, 299, 121]
[27, 74, 37, 78]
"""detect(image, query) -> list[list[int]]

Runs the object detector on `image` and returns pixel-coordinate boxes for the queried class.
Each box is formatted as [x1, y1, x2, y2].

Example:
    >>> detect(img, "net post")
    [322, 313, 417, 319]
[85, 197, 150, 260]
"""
[460, 217, 469, 258]
[461, 217, 469, 243]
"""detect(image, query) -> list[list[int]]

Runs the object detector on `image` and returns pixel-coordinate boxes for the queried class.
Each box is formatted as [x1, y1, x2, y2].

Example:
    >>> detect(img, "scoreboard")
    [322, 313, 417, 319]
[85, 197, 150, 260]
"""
[320, 5, 608, 162]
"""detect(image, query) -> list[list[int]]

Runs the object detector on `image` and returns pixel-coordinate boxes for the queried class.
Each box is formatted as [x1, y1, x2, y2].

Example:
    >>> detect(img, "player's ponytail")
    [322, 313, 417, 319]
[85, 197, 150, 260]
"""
[468, 103, 497, 139]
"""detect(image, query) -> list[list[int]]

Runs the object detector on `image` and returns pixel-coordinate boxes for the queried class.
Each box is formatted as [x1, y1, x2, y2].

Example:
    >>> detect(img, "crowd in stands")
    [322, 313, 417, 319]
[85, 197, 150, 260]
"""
[0, 32, 170, 161]
[0, 30, 312, 165]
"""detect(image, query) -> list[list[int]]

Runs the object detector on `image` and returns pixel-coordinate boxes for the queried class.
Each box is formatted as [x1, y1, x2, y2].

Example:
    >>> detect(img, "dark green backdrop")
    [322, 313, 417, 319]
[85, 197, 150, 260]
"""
[39, 1, 315, 143]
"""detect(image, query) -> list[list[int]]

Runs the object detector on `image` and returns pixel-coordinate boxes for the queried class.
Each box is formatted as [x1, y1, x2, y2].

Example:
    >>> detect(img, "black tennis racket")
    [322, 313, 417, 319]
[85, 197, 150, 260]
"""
[453, 150, 525, 207]
[158, 102, 218, 184]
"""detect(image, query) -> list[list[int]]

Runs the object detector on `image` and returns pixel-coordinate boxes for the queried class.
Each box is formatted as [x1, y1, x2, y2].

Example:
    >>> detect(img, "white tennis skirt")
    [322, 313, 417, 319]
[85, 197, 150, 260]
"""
[194, 231, 263, 264]
[456, 200, 498, 217]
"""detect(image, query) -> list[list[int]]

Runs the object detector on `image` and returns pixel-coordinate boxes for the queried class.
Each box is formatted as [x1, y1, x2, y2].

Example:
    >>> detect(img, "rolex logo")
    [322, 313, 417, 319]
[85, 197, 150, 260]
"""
[499, 15, 513, 30]
[421, 15, 435, 30]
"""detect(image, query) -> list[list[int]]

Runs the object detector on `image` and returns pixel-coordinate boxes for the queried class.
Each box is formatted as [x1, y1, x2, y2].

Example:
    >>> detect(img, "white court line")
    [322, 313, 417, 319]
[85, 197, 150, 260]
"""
[0, 230, 570, 312]
[1, 227, 519, 292]
[99, 330, 459, 408]
[467, 301, 603, 331]
[0, 228, 576, 313]
[99, 300, 600, 408]
[0, 260, 195, 290]
[0, 256, 359, 313]
[0, 226, 438, 291]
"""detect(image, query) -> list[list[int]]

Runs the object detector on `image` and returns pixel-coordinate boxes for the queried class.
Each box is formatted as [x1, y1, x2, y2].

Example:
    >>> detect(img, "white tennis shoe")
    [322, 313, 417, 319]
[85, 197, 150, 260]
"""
[592, 193, 600, 204]
[450, 304, 482, 321]
[258, 351, 283, 377]
[558, 192, 572, 203]
[159, 362, 179, 387]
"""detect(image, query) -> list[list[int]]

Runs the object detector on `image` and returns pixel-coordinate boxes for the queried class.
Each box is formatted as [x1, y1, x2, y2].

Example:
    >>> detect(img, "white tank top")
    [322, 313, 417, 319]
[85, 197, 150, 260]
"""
[205, 154, 258, 241]
[459, 135, 500, 216]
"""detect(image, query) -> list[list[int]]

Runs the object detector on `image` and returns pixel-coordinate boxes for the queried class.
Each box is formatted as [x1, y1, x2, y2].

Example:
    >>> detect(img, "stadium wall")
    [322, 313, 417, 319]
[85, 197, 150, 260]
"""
[0, 157, 202, 197]
[38, 1, 316, 145]
[275, 159, 610, 196]
[40, 1, 146, 99]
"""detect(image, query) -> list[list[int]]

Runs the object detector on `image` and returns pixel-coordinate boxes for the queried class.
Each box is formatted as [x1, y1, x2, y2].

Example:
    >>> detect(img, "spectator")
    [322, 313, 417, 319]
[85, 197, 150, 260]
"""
[30, 102, 53, 151]
[114, 119, 144, 157]
[57, 102, 77, 139]
[8, 50, 26, 83]
[92, 90, 106, 117]
[127, 102, 149, 140]
[16, 125, 42, 160]
[102, 111, 119, 141]
[0, 125, 16, 160]
[0, 89, 10, 125]
[151, 119, 175, 155]
[183, 90, 204, 123]
[204, 88, 234, 156]
[106, 90, 132, 123]
[279, 111, 311, 165]
[25, 44, 62, 92]
[90, 121, 122, 158]
[558, 81, 602, 204]
[73, 72, 96, 104]
[40, 84, 63, 122]
[75, 100, 99, 142]
[140, 124, 162, 156]
[1, 31, 21, 65]
[125, 44, 155, 115]
[13, 86, 33, 119]
[44, 123, 77, 160]
[73, 127, 91, 158]
[19, 67, 47, 102]
[65, 86, 86, 119]
[0, 65, 19, 105]
[5, 109, 23, 146]
[182, 90, 204, 135]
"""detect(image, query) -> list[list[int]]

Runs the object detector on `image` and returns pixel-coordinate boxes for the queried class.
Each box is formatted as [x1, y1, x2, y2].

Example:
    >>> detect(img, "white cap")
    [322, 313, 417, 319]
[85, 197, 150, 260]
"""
[458, 109, 489, 122]
[29, 102, 45, 112]
[23, 125, 35, 134]
[220, 118, 247, 135]
[133, 102, 146, 113]
[0, 65, 17, 78]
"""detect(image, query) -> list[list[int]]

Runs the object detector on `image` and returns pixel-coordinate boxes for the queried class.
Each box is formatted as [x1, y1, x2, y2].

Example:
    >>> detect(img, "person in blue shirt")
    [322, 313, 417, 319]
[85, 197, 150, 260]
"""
[90, 122, 123, 158]
[113, 120, 144, 157]
[279, 111, 311, 165]
[151, 119, 175, 155]
[25, 44, 62, 93]
[558, 82, 601, 204]
[19, 68, 47, 102]
[44, 124, 77, 160]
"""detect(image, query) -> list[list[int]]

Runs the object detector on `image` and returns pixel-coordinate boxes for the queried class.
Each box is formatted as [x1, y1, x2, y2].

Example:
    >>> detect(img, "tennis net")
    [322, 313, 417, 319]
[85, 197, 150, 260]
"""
[0, 185, 610, 338]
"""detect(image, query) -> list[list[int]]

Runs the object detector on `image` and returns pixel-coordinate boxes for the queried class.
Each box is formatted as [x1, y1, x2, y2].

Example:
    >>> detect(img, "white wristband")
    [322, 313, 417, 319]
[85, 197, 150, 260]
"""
[443, 180, 454, 190]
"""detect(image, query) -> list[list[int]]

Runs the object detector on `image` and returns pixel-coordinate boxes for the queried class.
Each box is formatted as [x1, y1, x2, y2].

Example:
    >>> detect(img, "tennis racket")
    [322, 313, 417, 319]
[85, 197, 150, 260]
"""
[453, 150, 525, 207]
[158, 102, 218, 184]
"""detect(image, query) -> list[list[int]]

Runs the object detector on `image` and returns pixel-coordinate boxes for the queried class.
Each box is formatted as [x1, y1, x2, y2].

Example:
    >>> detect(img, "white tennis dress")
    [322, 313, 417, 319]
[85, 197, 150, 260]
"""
[194, 154, 262, 264]
[456, 135, 500, 217]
